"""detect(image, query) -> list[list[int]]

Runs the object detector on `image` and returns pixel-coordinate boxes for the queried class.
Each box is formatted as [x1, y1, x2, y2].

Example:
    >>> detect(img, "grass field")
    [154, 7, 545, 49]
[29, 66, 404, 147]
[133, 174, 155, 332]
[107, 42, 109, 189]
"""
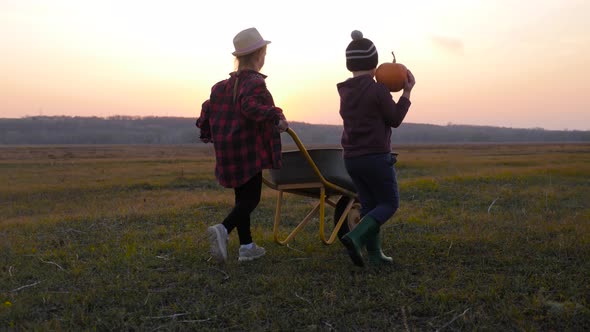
[1, 143, 589, 331]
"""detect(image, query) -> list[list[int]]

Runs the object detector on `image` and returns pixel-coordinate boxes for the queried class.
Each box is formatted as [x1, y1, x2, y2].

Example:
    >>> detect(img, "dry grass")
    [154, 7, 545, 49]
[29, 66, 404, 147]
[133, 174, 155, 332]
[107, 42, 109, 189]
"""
[1, 143, 589, 330]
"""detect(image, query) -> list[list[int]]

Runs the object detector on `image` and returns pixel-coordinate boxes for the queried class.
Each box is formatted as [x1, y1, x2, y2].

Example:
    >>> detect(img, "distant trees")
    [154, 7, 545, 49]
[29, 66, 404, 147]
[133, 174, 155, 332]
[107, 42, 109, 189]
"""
[0, 116, 589, 145]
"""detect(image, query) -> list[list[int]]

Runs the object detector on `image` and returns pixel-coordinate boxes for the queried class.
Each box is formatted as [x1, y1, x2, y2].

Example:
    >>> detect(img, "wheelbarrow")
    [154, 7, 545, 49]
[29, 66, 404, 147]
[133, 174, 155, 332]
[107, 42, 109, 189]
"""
[262, 128, 361, 245]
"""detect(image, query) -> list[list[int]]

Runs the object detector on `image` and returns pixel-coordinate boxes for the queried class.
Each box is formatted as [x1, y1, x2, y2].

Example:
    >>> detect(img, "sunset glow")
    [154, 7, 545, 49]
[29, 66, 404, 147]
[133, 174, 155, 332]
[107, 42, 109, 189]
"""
[1, 0, 589, 130]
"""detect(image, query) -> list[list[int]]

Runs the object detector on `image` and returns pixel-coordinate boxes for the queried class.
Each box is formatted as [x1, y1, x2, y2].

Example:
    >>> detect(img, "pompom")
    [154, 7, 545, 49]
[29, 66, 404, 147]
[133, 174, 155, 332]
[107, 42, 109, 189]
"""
[351, 30, 363, 40]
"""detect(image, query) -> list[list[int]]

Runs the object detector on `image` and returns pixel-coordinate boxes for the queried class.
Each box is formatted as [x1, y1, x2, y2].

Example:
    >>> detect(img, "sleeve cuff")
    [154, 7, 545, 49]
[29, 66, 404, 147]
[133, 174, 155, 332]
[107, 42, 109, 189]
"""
[399, 96, 411, 108]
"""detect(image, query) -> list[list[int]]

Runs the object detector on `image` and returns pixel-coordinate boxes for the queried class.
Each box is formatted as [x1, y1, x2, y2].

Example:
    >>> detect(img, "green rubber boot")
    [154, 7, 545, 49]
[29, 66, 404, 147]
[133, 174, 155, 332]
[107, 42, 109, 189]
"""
[366, 228, 393, 265]
[341, 215, 379, 267]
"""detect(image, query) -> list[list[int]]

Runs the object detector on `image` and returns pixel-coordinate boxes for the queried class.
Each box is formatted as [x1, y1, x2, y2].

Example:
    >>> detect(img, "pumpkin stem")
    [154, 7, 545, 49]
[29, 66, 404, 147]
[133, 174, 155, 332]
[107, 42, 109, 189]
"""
[391, 51, 397, 63]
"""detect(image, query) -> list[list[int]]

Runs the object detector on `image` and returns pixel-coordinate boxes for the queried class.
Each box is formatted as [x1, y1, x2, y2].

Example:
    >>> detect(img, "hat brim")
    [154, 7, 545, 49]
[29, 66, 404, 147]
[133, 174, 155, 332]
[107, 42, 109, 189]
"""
[232, 40, 271, 56]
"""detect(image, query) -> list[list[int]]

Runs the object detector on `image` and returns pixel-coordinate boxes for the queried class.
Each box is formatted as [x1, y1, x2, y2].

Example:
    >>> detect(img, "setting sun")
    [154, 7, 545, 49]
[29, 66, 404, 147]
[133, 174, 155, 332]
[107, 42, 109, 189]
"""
[1, 0, 589, 130]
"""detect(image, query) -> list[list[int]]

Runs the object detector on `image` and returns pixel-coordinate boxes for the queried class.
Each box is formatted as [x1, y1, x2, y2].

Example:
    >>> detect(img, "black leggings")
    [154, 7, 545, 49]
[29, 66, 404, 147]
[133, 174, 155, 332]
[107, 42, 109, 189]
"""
[222, 172, 262, 245]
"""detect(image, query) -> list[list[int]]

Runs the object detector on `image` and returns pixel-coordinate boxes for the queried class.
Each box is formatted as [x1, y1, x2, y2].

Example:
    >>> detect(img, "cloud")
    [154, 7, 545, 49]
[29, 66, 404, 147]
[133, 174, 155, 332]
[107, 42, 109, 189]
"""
[430, 35, 464, 55]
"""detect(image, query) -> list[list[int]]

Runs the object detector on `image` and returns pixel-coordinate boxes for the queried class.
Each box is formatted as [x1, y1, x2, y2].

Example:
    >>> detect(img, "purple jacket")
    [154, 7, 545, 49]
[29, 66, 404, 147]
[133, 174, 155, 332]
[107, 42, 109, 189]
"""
[337, 74, 411, 158]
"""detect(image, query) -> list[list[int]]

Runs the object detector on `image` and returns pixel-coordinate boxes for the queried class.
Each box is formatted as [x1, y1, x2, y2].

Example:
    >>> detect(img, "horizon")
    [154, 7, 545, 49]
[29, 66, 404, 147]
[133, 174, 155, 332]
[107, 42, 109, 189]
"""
[1, 1, 589, 131]
[4, 114, 590, 132]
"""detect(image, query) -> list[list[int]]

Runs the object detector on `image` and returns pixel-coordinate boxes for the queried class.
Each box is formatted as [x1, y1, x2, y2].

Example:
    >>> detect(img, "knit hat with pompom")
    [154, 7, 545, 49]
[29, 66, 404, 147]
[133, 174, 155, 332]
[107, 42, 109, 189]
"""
[345, 30, 378, 71]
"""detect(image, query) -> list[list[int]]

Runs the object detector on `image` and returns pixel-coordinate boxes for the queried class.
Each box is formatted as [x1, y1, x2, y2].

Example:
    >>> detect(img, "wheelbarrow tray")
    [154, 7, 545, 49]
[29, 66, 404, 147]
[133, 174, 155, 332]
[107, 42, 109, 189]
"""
[268, 148, 356, 196]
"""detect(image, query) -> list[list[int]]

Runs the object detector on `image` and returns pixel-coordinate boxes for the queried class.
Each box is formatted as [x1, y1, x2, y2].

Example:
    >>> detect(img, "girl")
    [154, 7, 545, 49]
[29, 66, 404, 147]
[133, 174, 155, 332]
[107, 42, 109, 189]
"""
[197, 27, 288, 263]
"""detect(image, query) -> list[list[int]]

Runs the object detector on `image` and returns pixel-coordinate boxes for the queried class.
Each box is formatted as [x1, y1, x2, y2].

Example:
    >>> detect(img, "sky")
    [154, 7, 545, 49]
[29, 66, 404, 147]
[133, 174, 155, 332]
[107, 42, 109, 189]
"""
[1, 0, 589, 130]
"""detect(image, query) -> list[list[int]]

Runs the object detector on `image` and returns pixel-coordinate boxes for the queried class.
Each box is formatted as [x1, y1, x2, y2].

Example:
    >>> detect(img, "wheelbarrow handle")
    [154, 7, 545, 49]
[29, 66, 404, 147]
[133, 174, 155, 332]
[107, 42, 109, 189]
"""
[285, 128, 325, 182]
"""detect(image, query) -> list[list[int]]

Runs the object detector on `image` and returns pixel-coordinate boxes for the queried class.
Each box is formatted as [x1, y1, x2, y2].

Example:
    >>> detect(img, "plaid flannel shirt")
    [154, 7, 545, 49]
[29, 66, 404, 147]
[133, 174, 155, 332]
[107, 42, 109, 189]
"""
[196, 70, 286, 188]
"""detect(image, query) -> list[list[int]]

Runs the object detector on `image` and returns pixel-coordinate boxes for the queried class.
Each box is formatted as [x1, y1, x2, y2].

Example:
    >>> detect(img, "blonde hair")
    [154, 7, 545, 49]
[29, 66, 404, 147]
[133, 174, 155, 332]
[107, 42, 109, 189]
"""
[235, 46, 267, 71]
[232, 46, 267, 103]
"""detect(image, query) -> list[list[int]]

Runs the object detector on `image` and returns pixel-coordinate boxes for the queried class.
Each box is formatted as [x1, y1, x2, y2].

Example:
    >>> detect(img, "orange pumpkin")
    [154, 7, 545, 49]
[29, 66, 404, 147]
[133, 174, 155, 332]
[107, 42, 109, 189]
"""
[375, 52, 408, 92]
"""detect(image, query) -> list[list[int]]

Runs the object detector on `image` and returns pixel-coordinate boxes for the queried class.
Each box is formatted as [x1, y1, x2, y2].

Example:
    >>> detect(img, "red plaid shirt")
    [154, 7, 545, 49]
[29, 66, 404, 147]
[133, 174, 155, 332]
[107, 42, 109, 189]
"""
[196, 70, 286, 188]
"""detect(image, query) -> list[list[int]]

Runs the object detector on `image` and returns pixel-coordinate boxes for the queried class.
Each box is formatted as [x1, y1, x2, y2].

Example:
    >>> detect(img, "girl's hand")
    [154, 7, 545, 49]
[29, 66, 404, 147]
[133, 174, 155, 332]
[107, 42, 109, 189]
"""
[277, 119, 289, 132]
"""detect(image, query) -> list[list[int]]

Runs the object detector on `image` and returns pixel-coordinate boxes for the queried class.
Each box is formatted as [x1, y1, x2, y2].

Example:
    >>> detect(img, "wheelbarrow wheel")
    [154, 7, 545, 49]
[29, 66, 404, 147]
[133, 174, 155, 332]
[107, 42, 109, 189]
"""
[334, 196, 361, 243]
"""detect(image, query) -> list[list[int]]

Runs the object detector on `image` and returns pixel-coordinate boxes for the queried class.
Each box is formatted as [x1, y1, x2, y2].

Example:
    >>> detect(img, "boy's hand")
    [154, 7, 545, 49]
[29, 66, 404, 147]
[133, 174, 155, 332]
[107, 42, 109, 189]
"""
[404, 69, 416, 92]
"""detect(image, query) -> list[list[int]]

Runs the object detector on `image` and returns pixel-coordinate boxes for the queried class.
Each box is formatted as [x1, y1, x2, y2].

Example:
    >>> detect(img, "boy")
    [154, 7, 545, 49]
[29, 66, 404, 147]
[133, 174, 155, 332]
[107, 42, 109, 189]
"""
[337, 30, 416, 267]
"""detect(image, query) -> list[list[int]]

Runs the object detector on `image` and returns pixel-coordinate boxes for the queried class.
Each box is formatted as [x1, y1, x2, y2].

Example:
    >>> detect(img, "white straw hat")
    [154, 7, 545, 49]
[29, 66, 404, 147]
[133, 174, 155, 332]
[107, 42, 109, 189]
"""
[232, 27, 271, 56]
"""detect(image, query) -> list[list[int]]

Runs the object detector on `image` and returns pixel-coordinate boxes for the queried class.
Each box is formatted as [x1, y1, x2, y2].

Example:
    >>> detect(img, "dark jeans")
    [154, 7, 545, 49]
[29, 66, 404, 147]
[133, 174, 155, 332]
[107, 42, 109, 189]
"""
[222, 172, 262, 245]
[344, 153, 399, 225]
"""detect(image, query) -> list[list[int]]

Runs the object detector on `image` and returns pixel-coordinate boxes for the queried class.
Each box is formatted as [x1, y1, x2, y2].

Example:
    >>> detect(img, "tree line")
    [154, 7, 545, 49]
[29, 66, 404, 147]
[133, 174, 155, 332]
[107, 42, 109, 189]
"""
[1, 116, 589, 145]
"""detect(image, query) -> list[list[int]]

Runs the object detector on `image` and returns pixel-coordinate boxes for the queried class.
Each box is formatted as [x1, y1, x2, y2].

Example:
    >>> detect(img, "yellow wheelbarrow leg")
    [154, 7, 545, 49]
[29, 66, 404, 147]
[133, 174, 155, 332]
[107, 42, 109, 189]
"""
[273, 189, 322, 245]
[272, 184, 354, 246]
[273, 185, 352, 245]
[318, 186, 351, 245]
[321, 193, 356, 245]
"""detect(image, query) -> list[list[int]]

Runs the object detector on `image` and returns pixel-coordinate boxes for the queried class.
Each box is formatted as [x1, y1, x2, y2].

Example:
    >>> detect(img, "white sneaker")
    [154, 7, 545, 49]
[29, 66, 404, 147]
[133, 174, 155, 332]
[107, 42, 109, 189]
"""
[207, 224, 228, 263]
[238, 243, 266, 262]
